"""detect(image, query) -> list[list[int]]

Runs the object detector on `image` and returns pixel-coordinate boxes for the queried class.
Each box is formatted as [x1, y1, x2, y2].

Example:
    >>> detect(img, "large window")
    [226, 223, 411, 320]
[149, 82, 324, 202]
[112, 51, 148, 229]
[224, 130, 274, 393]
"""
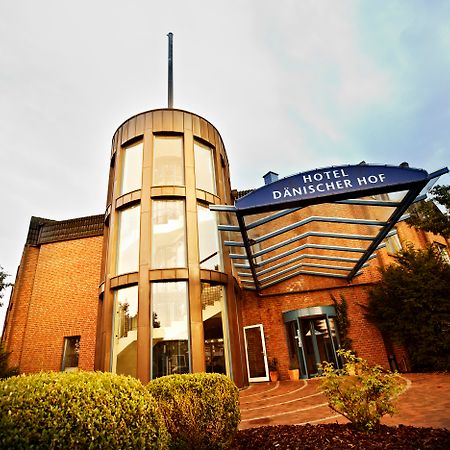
[194, 141, 216, 194]
[151, 282, 189, 378]
[61, 336, 80, 372]
[153, 135, 184, 186]
[151, 200, 186, 268]
[201, 283, 230, 375]
[197, 204, 222, 271]
[116, 205, 141, 275]
[111, 286, 138, 377]
[120, 142, 143, 195]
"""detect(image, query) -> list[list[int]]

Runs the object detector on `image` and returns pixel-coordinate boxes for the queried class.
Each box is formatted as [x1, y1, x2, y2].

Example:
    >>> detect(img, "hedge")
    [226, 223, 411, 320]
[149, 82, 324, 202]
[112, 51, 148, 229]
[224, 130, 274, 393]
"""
[0, 371, 169, 449]
[147, 373, 240, 450]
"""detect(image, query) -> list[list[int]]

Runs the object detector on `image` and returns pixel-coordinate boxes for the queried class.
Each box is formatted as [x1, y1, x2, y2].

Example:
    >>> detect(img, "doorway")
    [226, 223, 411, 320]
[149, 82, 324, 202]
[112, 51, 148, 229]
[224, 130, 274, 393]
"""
[243, 324, 269, 382]
[284, 306, 340, 378]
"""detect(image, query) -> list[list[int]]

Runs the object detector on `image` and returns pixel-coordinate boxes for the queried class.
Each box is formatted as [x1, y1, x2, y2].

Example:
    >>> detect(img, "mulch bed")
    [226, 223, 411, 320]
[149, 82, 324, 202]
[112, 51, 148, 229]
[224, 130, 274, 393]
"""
[231, 424, 450, 449]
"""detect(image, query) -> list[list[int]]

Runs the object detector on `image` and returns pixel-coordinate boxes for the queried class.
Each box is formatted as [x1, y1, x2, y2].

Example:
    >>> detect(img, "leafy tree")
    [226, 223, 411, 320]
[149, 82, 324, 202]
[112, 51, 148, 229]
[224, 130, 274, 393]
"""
[0, 266, 12, 308]
[330, 294, 352, 351]
[406, 184, 450, 239]
[367, 245, 450, 372]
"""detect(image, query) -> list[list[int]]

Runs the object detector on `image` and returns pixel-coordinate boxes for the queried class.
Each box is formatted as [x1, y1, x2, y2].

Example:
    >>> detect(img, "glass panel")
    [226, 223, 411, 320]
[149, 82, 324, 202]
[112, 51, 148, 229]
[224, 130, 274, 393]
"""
[286, 320, 305, 374]
[327, 317, 341, 367]
[300, 319, 318, 375]
[385, 230, 402, 255]
[153, 136, 184, 186]
[194, 141, 216, 194]
[62, 336, 80, 371]
[151, 282, 189, 378]
[151, 200, 186, 268]
[112, 286, 138, 377]
[198, 204, 222, 271]
[244, 327, 267, 378]
[312, 318, 334, 364]
[201, 283, 229, 375]
[116, 205, 140, 275]
[120, 142, 143, 195]
[299, 316, 340, 376]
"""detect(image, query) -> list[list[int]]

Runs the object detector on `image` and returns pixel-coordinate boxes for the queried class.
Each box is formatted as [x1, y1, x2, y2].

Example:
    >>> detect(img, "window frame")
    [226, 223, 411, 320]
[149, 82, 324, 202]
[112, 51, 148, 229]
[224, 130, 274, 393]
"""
[61, 335, 81, 372]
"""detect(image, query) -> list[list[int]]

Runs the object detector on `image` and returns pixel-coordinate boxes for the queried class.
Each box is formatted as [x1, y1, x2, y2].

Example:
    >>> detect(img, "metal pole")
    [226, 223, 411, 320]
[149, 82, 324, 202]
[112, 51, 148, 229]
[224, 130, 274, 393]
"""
[167, 32, 173, 108]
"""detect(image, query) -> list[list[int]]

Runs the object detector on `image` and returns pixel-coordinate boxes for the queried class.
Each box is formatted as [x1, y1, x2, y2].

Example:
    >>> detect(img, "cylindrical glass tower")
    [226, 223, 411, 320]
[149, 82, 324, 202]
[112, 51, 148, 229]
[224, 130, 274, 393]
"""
[96, 108, 246, 386]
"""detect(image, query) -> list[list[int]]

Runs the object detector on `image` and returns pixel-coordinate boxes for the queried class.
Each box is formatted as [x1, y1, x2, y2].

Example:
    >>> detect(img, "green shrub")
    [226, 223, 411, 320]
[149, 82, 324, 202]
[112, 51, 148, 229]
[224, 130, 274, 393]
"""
[147, 373, 240, 450]
[0, 371, 169, 449]
[320, 350, 402, 431]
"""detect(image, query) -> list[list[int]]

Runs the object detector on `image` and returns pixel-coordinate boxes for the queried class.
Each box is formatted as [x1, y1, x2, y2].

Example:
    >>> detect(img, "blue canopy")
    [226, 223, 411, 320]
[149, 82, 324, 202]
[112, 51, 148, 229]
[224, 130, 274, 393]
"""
[211, 164, 448, 292]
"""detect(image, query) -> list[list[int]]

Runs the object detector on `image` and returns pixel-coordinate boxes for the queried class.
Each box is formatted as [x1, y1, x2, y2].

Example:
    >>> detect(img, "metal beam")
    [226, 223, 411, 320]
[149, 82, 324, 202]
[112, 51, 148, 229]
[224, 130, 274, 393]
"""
[347, 183, 426, 279]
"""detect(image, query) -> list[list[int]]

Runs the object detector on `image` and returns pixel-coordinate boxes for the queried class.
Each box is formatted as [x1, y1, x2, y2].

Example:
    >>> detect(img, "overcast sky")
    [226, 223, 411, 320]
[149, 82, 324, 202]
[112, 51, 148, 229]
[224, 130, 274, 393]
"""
[1, 0, 449, 328]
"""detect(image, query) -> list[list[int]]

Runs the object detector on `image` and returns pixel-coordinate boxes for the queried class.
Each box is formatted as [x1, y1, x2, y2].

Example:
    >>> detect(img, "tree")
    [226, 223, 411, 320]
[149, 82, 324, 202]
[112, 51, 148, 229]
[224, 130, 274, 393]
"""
[406, 184, 450, 239]
[0, 266, 12, 308]
[367, 245, 450, 372]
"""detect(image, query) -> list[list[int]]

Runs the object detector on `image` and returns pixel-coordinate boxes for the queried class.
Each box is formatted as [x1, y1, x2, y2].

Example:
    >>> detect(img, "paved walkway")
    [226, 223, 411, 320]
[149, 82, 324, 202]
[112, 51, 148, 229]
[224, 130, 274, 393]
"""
[239, 373, 450, 430]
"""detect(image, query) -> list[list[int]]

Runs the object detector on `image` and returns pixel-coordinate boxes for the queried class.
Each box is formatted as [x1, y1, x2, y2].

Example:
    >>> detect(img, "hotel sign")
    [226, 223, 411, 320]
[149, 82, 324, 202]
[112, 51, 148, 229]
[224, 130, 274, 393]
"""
[235, 164, 429, 212]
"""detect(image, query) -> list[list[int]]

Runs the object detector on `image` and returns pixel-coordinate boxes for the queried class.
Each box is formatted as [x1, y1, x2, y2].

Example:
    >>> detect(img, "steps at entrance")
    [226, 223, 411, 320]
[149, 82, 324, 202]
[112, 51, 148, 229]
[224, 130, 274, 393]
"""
[239, 379, 343, 429]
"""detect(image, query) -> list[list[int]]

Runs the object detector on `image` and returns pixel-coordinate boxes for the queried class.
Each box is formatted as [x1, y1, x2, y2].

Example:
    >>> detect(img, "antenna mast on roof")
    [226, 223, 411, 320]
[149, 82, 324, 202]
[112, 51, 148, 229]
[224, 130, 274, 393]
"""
[167, 32, 174, 108]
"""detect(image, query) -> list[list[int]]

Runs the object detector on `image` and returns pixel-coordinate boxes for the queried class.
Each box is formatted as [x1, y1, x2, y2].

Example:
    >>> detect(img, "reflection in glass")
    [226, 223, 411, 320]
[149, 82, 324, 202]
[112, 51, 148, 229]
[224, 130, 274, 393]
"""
[116, 205, 140, 275]
[194, 141, 216, 194]
[151, 200, 186, 268]
[299, 316, 340, 376]
[112, 286, 138, 377]
[153, 136, 184, 186]
[201, 283, 229, 375]
[61, 336, 80, 372]
[151, 282, 189, 378]
[120, 142, 143, 195]
[198, 205, 222, 271]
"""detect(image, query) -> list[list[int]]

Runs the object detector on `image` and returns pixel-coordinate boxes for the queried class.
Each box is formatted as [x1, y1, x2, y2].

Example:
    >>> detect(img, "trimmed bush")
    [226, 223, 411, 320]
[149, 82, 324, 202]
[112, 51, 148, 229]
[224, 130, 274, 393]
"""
[147, 373, 240, 450]
[320, 350, 402, 431]
[0, 371, 169, 449]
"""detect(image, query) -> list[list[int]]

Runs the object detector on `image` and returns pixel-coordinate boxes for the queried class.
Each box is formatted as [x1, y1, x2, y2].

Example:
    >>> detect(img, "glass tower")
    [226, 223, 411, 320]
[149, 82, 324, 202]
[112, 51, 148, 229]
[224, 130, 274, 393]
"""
[96, 109, 245, 385]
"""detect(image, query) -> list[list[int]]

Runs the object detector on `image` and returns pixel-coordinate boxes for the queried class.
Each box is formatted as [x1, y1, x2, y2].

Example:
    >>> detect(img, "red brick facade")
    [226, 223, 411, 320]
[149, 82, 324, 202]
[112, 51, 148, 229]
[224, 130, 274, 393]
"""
[2, 206, 447, 381]
[3, 235, 102, 373]
[238, 202, 448, 380]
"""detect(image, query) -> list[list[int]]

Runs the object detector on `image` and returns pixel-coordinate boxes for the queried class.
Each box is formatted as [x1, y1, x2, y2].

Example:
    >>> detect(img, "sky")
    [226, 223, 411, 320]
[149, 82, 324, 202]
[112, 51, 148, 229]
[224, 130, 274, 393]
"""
[1, 0, 449, 329]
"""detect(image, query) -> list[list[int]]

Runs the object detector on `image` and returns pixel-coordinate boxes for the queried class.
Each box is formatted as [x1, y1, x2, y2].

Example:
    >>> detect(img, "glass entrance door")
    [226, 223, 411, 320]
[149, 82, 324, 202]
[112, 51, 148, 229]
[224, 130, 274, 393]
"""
[243, 324, 269, 382]
[285, 311, 341, 379]
[299, 316, 339, 377]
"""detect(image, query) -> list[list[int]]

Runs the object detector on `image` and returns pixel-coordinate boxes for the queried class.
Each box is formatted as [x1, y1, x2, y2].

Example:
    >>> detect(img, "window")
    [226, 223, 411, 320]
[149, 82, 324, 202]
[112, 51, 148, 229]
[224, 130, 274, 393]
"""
[436, 243, 450, 264]
[201, 283, 230, 375]
[116, 205, 140, 274]
[197, 204, 222, 271]
[194, 141, 216, 194]
[385, 232, 402, 255]
[153, 135, 184, 186]
[111, 286, 138, 377]
[61, 336, 80, 372]
[120, 142, 143, 195]
[151, 200, 186, 268]
[151, 282, 189, 378]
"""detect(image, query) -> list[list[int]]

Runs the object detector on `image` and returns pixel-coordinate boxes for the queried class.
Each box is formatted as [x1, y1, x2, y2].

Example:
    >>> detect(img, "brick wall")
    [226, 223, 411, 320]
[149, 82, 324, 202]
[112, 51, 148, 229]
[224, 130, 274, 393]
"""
[238, 203, 448, 380]
[2, 246, 40, 368]
[4, 235, 102, 374]
[241, 283, 390, 380]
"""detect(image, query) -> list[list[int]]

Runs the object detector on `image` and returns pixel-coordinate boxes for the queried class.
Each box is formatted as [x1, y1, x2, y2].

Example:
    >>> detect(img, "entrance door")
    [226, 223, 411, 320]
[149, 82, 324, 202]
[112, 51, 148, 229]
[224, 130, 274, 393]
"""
[299, 316, 339, 377]
[243, 324, 269, 382]
[286, 314, 340, 378]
